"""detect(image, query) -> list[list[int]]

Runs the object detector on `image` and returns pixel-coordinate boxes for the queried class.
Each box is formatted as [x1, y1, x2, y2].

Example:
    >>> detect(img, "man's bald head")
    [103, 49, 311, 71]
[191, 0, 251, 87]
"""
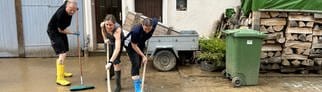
[65, 0, 78, 16]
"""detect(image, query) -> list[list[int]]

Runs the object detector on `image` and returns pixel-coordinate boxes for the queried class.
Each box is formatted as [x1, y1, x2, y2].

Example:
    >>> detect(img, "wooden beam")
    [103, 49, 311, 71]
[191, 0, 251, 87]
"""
[15, 0, 25, 57]
[260, 18, 287, 26]
[286, 27, 312, 34]
[261, 45, 282, 51]
[252, 11, 261, 30]
[285, 41, 312, 49]
[288, 14, 314, 21]
[282, 54, 308, 60]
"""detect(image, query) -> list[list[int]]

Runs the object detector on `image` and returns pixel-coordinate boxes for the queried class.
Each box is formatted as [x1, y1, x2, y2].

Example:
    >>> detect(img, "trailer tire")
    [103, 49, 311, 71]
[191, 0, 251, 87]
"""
[153, 50, 177, 71]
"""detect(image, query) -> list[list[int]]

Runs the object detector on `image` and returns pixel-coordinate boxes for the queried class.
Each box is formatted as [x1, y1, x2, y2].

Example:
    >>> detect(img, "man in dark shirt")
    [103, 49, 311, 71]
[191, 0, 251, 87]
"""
[124, 18, 158, 92]
[47, 0, 78, 86]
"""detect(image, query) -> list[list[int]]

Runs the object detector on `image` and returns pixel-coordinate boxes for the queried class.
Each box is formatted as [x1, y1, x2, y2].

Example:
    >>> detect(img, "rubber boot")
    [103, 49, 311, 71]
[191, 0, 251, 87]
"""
[56, 62, 71, 86]
[56, 59, 72, 77]
[114, 71, 121, 92]
[133, 79, 142, 92]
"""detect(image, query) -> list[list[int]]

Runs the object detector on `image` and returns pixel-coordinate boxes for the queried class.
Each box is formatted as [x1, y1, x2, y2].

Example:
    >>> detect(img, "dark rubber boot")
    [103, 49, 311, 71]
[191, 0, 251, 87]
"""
[114, 71, 121, 92]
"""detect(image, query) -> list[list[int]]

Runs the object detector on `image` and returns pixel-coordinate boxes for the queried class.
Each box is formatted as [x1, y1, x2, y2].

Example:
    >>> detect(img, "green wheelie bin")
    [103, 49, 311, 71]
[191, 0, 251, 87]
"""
[223, 29, 266, 87]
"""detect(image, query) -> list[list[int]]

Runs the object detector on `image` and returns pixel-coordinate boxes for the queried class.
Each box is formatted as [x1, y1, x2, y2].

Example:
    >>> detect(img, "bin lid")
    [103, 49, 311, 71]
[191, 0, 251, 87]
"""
[224, 29, 266, 38]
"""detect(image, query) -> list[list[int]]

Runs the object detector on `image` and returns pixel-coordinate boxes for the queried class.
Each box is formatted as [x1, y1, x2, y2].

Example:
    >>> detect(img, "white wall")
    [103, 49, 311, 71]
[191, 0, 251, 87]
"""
[84, 0, 95, 51]
[84, 0, 240, 51]
[166, 0, 240, 37]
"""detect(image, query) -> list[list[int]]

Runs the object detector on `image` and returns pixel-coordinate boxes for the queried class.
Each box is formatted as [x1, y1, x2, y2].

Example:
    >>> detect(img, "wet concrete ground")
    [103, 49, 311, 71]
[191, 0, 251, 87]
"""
[1, 55, 322, 92]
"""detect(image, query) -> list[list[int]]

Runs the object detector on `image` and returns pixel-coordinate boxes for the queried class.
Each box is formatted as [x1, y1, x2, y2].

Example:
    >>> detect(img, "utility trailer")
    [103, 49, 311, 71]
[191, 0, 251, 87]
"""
[123, 11, 199, 71]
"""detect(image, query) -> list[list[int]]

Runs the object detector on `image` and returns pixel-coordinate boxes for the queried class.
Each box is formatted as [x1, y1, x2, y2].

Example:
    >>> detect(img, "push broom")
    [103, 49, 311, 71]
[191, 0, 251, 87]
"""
[141, 40, 149, 92]
[70, 10, 95, 91]
[106, 40, 112, 92]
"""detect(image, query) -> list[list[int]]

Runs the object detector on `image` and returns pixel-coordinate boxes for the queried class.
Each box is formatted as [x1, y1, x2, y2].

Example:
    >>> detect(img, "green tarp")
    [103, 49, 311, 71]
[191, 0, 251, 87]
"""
[241, 0, 322, 16]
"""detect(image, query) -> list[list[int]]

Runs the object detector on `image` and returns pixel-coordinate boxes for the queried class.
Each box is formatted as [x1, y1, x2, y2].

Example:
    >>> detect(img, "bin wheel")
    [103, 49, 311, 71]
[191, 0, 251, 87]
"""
[153, 50, 177, 71]
[232, 77, 241, 87]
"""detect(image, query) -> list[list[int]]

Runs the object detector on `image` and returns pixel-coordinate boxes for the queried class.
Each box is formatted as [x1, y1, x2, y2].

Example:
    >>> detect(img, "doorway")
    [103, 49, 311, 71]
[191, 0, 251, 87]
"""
[94, 0, 122, 43]
[135, 0, 163, 22]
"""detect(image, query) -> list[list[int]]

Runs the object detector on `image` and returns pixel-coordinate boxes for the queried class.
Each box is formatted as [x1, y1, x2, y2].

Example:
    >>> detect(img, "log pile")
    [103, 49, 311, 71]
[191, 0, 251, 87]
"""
[257, 12, 322, 74]
[259, 12, 287, 71]
[311, 19, 322, 58]
[281, 13, 314, 73]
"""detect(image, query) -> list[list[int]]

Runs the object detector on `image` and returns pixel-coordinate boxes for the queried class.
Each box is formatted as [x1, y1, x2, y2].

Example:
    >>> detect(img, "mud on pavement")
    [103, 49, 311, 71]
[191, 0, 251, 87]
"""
[0, 55, 322, 92]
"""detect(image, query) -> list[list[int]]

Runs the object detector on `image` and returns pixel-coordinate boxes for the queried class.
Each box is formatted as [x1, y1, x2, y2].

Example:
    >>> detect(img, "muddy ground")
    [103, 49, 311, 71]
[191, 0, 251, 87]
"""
[0, 55, 322, 92]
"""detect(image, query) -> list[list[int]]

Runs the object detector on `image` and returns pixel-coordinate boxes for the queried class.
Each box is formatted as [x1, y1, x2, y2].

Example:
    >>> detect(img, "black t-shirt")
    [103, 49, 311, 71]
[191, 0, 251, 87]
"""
[47, 2, 72, 36]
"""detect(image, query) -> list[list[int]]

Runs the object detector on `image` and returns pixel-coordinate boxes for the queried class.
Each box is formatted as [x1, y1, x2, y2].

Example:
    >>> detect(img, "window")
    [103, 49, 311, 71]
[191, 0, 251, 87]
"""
[176, 0, 187, 11]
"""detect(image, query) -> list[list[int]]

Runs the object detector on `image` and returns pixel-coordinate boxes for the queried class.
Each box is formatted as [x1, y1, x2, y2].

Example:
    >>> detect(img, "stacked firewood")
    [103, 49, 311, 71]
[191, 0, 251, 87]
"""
[259, 12, 287, 71]
[281, 13, 315, 73]
[257, 12, 322, 73]
[311, 19, 322, 57]
[309, 19, 322, 74]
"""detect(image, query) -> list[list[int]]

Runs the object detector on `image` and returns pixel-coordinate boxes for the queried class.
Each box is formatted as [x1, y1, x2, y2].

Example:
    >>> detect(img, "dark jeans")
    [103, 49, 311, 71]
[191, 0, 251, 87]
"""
[126, 47, 142, 76]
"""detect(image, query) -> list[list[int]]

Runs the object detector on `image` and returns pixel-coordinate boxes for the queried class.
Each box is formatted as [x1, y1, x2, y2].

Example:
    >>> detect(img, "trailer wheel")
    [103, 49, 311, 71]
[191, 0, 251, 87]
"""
[153, 50, 177, 71]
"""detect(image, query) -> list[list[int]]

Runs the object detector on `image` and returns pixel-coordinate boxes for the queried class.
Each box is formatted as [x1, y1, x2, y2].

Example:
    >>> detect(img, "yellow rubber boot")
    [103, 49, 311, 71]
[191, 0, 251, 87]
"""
[56, 63, 71, 86]
[56, 59, 73, 77]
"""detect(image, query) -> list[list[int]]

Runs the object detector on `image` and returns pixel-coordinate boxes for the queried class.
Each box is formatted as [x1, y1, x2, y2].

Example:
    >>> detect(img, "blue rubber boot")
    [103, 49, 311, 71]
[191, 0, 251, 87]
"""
[133, 79, 142, 92]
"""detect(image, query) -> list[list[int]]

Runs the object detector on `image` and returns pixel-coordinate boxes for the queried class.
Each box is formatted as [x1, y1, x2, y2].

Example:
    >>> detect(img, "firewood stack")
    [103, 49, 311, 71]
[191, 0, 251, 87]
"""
[259, 12, 287, 71]
[256, 12, 322, 74]
[280, 13, 315, 73]
[310, 18, 322, 74]
[311, 19, 322, 57]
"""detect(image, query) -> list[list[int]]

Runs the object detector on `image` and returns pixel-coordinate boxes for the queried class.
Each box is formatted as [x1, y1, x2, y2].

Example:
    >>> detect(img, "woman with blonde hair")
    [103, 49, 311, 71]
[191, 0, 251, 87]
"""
[100, 14, 124, 92]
